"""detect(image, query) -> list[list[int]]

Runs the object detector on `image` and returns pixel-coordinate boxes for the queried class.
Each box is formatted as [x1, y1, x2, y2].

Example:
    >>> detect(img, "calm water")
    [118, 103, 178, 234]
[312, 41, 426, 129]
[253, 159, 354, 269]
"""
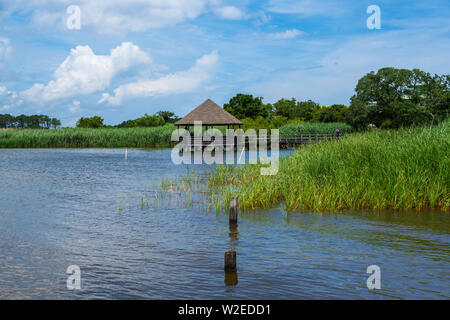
[0, 149, 449, 299]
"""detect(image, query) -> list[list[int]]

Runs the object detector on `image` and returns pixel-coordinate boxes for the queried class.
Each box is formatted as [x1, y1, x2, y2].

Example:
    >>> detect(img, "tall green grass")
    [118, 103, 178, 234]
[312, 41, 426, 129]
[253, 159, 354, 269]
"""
[208, 121, 450, 211]
[279, 122, 353, 135]
[0, 125, 177, 148]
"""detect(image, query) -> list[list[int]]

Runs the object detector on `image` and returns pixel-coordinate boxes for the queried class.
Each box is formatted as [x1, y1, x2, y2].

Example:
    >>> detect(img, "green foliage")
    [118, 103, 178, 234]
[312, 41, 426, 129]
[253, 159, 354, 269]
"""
[272, 98, 297, 118]
[348, 67, 450, 129]
[279, 122, 353, 135]
[117, 111, 180, 128]
[231, 96, 349, 132]
[208, 120, 450, 211]
[241, 116, 272, 132]
[241, 115, 299, 132]
[224, 93, 271, 119]
[0, 125, 177, 148]
[311, 104, 349, 122]
[0, 114, 61, 129]
[156, 111, 180, 123]
[76, 116, 104, 128]
[123, 113, 165, 128]
[272, 98, 322, 121]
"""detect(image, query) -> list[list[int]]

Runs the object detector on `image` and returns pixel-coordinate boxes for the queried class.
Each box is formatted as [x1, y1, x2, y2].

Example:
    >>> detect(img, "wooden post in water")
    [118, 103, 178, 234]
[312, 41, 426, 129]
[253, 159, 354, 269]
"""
[224, 250, 236, 272]
[229, 197, 238, 224]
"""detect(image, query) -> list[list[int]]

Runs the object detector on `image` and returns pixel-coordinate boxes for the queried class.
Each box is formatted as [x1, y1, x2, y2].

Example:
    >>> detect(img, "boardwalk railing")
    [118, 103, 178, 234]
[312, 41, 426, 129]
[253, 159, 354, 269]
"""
[177, 133, 344, 149]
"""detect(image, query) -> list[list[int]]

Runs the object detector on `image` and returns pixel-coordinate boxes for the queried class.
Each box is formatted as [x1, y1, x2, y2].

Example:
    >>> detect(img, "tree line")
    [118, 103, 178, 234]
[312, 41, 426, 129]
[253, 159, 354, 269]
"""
[76, 111, 180, 128]
[0, 114, 61, 129]
[223, 67, 449, 130]
[7, 67, 447, 131]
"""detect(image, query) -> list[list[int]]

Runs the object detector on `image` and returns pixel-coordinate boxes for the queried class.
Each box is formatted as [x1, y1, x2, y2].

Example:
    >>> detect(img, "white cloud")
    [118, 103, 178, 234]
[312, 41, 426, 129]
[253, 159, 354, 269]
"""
[213, 6, 244, 20]
[268, 0, 347, 16]
[0, 38, 12, 68]
[0, 86, 22, 111]
[99, 50, 219, 105]
[80, 0, 209, 34]
[68, 100, 81, 113]
[249, 28, 450, 105]
[22, 42, 151, 102]
[268, 29, 304, 39]
[1, 0, 244, 34]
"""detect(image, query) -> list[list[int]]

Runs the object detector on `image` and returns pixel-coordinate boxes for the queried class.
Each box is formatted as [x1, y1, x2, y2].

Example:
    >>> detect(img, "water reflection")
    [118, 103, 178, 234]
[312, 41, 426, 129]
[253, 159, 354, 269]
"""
[225, 222, 239, 287]
[225, 271, 238, 286]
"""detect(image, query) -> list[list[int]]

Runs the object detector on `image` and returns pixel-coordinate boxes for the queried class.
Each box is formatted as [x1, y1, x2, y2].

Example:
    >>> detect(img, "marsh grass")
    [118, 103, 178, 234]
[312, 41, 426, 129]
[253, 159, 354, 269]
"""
[207, 121, 450, 211]
[279, 122, 353, 135]
[131, 170, 220, 213]
[0, 125, 176, 148]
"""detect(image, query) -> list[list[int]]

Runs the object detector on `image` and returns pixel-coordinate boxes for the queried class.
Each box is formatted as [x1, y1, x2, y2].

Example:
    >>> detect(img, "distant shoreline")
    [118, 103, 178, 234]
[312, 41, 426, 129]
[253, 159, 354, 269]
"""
[0, 126, 176, 148]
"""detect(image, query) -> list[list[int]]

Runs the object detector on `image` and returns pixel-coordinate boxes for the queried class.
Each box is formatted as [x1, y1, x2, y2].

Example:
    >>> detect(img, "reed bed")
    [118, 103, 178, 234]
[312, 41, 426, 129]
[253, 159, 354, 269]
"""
[0, 125, 176, 148]
[279, 122, 353, 135]
[208, 121, 450, 211]
[119, 169, 224, 213]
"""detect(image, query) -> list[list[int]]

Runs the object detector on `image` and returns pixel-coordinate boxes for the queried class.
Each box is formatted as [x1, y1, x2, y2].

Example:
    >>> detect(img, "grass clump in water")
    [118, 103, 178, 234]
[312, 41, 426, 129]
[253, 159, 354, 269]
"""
[208, 121, 450, 211]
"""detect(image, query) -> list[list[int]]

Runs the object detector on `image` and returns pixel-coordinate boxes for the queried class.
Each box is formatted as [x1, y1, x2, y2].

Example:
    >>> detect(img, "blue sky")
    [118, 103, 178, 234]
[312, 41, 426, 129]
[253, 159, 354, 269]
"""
[0, 0, 449, 126]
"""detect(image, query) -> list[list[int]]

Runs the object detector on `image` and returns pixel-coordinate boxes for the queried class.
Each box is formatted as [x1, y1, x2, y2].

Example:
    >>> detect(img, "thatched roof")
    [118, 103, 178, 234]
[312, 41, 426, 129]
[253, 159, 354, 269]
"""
[175, 99, 242, 126]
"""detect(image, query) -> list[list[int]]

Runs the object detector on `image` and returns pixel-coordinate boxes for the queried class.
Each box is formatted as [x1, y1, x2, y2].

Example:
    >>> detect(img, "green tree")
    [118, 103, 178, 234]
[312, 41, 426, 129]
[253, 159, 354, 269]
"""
[295, 100, 321, 120]
[76, 116, 104, 128]
[16, 114, 27, 128]
[156, 111, 180, 123]
[131, 114, 165, 127]
[224, 94, 271, 119]
[0, 114, 14, 128]
[273, 98, 297, 118]
[348, 67, 449, 129]
[345, 99, 369, 130]
[312, 104, 349, 122]
[273, 98, 321, 120]
[51, 118, 61, 129]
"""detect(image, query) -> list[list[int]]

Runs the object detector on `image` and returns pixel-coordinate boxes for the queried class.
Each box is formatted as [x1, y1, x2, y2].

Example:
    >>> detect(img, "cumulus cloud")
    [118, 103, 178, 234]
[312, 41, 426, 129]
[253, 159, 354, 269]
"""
[268, 29, 304, 39]
[68, 100, 81, 113]
[0, 0, 244, 34]
[21, 42, 151, 102]
[213, 6, 244, 20]
[0, 86, 22, 111]
[99, 50, 219, 105]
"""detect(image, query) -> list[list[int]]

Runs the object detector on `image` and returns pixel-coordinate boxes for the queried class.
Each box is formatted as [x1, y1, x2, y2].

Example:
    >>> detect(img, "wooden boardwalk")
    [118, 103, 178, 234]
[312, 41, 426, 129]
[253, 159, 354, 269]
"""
[177, 133, 343, 149]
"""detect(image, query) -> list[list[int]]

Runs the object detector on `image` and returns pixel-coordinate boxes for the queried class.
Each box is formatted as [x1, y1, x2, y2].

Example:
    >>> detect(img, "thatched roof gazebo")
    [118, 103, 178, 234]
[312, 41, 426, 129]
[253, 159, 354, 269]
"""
[175, 99, 242, 132]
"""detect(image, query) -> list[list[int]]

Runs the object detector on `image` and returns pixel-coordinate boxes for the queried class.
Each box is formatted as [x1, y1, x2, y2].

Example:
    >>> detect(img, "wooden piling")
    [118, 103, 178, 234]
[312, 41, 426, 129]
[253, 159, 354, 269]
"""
[224, 250, 236, 272]
[229, 197, 238, 224]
